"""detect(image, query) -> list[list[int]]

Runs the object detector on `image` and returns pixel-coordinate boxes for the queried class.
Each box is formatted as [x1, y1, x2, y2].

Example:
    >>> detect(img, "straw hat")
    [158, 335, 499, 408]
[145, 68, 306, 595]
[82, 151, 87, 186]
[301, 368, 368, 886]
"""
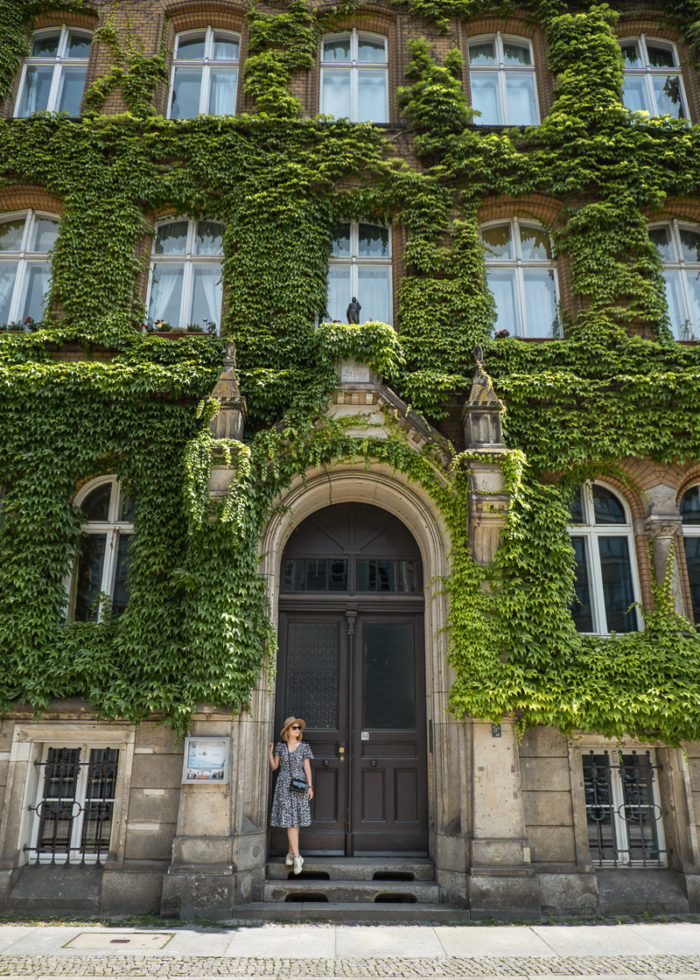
[280, 716, 306, 740]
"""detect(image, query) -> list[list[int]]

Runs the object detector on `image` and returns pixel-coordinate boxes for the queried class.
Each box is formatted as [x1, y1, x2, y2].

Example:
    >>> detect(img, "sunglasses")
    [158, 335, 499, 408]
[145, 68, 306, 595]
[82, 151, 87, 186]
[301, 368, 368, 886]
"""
[291, 725, 302, 730]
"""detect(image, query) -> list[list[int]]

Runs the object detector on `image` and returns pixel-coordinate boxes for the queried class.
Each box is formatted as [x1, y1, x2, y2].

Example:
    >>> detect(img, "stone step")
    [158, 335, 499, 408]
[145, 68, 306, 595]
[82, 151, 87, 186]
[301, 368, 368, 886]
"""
[266, 856, 435, 882]
[229, 901, 467, 924]
[263, 878, 441, 904]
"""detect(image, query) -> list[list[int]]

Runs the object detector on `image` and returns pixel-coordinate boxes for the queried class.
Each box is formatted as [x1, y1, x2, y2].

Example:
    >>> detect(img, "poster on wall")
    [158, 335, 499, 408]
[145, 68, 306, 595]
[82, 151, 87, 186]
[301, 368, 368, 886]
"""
[182, 737, 229, 783]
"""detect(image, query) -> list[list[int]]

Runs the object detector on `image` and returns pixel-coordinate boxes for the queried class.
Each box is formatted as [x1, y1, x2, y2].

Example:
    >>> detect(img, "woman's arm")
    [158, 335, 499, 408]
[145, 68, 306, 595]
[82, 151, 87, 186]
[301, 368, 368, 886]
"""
[269, 742, 280, 771]
[303, 756, 314, 800]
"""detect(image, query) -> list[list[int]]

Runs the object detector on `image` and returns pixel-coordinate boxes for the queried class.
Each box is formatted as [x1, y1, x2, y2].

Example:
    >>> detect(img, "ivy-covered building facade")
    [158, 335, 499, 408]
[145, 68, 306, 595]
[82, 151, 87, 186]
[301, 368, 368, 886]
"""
[1, 0, 700, 919]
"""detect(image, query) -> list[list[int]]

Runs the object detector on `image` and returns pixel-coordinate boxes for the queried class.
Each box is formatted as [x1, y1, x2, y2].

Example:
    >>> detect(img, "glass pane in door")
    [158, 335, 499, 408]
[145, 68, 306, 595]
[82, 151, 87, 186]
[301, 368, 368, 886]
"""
[364, 622, 414, 728]
[286, 621, 339, 729]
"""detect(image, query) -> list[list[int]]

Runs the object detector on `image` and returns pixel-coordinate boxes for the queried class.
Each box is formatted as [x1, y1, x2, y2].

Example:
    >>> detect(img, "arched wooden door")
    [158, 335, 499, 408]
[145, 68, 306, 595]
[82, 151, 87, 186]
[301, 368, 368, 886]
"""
[273, 503, 428, 856]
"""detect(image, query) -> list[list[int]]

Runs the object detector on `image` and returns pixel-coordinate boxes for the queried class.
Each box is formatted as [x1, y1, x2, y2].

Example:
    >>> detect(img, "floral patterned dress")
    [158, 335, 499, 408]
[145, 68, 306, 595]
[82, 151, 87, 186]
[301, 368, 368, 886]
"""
[270, 741, 314, 828]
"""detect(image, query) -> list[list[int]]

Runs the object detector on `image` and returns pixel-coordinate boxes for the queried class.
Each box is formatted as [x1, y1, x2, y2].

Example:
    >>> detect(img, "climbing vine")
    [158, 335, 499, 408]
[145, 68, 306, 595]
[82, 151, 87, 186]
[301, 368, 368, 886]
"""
[1, 0, 700, 741]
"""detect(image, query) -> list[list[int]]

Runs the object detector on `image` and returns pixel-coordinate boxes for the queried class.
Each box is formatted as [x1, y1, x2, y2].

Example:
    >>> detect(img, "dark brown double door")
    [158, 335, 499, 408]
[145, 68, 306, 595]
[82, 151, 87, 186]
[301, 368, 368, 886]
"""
[273, 504, 428, 856]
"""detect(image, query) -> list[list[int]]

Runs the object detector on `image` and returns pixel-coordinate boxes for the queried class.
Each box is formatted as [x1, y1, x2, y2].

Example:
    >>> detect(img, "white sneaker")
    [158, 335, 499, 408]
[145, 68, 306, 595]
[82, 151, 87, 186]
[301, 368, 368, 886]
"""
[293, 855, 304, 875]
[285, 852, 293, 867]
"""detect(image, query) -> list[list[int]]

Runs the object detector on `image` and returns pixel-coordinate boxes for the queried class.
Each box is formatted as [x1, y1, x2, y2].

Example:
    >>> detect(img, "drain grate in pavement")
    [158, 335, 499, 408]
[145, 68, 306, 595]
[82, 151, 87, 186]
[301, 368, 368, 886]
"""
[64, 931, 174, 950]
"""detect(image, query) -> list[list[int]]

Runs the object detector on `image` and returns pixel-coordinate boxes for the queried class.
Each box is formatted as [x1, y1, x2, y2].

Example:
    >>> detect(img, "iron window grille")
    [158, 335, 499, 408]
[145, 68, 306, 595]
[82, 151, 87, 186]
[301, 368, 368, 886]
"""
[26, 746, 119, 865]
[583, 749, 666, 868]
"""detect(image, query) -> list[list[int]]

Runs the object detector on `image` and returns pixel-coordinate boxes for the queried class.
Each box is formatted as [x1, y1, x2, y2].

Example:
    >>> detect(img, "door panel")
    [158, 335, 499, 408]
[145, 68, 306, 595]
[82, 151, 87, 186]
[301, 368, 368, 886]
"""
[351, 615, 427, 854]
[272, 612, 347, 854]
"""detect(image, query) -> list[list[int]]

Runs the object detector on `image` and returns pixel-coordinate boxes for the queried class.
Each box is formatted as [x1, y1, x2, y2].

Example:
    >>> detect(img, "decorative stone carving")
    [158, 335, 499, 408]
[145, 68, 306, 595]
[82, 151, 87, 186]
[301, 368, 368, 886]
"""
[209, 341, 247, 441]
[462, 345, 506, 450]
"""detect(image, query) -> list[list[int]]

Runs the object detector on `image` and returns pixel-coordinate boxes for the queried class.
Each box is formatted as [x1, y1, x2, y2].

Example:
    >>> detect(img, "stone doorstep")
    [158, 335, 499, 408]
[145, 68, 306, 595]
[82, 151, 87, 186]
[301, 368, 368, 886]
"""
[266, 856, 436, 881]
[263, 880, 441, 903]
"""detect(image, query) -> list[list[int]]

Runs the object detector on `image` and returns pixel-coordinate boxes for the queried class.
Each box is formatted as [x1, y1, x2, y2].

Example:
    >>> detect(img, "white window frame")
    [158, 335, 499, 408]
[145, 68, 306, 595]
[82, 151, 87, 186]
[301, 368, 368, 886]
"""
[482, 216, 559, 337]
[69, 476, 133, 622]
[468, 32, 540, 126]
[4, 723, 135, 870]
[27, 743, 119, 865]
[0, 210, 58, 327]
[146, 217, 224, 331]
[14, 25, 91, 117]
[568, 482, 642, 635]
[326, 219, 393, 325]
[620, 35, 688, 120]
[650, 219, 700, 341]
[320, 29, 389, 123]
[167, 27, 240, 119]
[580, 746, 667, 868]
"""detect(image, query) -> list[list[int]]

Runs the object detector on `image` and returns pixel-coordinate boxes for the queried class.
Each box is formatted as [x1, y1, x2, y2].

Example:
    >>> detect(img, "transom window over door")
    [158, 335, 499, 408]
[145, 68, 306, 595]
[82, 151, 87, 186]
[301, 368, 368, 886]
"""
[71, 477, 134, 622]
[620, 36, 687, 120]
[168, 28, 240, 119]
[468, 33, 539, 126]
[148, 218, 224, 331]
[482, 218, 558, 337]
[15, 26, 91, 117]
[0, 211, 58, 327]
[326, 220, 392, 325]
[649, 221, 700, 340]
[568, 483, 640, 634]
[681, 485, 700, 624]
[320, 30, 388, 123]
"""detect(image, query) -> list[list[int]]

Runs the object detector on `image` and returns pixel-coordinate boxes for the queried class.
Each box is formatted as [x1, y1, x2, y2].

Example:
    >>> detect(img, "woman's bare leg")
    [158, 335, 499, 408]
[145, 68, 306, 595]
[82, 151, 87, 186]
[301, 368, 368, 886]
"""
[287, 826, 300, 856]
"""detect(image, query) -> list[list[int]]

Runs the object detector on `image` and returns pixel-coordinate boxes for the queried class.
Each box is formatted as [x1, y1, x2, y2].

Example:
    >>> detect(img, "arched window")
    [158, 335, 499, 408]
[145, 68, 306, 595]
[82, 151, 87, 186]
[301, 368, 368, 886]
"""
[620, 36, 687, 120]
[482, 218, 558, 337]
[468, 33, 539, 126]
[649, 221, 700, 340]
[568, 483, 640, 634]
[326, 220, 392, 325]
[147, 218, 224, 331]
[681, 485, 700, 624]
[0, 211, 58, 327]
[71, 477, 134, 622]
[168, 28, 240, 119]
[320, 31, 388, 123]
[15, 26, 92, 117]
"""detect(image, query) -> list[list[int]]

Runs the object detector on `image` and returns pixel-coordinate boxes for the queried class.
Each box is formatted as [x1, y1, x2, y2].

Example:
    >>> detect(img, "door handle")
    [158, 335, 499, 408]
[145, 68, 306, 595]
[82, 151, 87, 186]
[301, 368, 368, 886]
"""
[323, 760, 329, 768]
[370, 760, 377, 767]
[338, 746, 345, 763]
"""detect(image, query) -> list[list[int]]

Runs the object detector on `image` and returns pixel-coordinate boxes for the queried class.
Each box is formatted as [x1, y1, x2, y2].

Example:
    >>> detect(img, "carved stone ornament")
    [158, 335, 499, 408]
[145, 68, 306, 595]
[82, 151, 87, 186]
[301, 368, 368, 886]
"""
[462, 345, 506, 450]
[209, 341, 247, 440]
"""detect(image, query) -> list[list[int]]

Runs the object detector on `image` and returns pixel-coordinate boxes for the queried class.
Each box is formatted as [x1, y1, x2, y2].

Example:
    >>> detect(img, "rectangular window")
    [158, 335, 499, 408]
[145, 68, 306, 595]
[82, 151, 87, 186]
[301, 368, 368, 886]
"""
[29, 746, 119, 865]
[582, 750, 665, 867]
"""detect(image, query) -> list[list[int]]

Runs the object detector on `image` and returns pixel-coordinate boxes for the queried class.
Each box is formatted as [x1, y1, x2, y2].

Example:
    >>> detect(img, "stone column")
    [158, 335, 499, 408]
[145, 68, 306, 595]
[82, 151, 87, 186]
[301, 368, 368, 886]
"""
[643, 484, 684, 615]
[459, 348, 538, 916]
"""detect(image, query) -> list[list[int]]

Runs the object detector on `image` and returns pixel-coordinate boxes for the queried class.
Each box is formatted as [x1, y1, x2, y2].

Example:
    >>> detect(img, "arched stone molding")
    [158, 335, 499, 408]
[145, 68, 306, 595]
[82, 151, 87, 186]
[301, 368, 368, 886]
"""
[249, 461, 472, 898]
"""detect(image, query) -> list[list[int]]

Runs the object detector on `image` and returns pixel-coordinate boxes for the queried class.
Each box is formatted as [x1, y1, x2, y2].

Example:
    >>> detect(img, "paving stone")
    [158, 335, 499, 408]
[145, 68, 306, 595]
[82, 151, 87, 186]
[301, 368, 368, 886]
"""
[2, 955, 700, 976]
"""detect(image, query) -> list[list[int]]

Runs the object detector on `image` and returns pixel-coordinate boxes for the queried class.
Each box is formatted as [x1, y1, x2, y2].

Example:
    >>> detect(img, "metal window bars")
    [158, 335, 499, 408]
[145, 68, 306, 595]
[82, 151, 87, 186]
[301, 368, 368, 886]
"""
[583, 749, 665, 867]
[26, 747, 119, 865]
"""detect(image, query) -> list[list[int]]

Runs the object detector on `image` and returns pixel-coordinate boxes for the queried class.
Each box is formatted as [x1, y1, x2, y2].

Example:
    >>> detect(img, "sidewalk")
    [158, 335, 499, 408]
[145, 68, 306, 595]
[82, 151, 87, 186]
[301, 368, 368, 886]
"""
[1, 921, 700, 977]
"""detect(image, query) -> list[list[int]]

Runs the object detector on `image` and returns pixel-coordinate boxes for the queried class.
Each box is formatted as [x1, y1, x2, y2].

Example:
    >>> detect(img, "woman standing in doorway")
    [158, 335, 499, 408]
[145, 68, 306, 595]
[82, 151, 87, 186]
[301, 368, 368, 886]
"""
[269, 716, 314, 874]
